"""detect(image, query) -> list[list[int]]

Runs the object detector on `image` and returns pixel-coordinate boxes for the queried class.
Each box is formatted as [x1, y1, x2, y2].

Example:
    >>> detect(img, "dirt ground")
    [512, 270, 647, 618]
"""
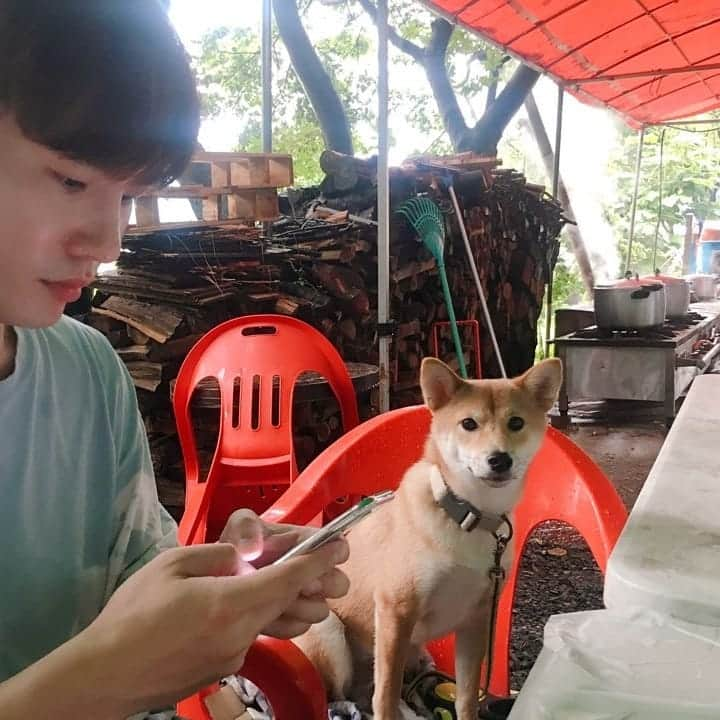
[509, 416, 667, 690]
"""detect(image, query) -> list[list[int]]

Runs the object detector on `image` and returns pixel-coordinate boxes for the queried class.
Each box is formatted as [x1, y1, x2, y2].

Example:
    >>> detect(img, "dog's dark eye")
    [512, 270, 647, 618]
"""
[461, 418, 478, 431]
[508, 416, 525, 432]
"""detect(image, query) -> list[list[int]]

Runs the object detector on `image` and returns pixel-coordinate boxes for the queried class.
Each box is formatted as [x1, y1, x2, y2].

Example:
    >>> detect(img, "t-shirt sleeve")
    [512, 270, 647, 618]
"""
[102, 348, 178, 597]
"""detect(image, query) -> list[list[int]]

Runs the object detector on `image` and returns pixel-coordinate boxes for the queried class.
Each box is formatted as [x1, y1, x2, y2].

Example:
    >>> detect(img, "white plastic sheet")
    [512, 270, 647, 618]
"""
[509, 609, 720, 719]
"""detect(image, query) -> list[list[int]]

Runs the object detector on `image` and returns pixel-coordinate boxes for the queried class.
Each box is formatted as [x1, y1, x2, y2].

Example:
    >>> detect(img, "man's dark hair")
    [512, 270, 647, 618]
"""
[0, 0, 200, 187]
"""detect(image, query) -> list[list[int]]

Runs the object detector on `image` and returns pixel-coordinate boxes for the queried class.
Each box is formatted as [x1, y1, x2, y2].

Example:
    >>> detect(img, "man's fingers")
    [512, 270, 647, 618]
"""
[222, 539, 348, 623]
[317, 568, 350, 599]
[166, 543, 240, 578]
[220, 510, 264, 562]
[275, 596, 331, 625]
[253, 529, 301, 566]
[261, 619, 313, 640]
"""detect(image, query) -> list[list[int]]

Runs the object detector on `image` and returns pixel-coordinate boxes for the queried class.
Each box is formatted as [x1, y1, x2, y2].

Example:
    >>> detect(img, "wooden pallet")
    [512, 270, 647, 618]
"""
[130, 151, 294, 230]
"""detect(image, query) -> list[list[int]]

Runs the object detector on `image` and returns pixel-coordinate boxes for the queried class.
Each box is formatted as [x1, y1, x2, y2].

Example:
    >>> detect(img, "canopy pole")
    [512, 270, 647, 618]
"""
[545, 84, 563, 353]
[625, 125, 646, 275]
[261, 0, 272, 152]
[261, 0, 273, 240]
[377, 0, 391, 413]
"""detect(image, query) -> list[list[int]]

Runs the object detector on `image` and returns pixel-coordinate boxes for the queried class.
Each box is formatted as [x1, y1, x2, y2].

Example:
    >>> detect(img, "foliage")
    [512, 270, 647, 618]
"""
[197, 17, 374, 184]
[194, 1, 517, 181]
[606, 120, 720, 277]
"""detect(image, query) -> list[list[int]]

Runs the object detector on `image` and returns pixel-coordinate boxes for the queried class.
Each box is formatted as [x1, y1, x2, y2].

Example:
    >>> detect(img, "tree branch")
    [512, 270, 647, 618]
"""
[272, 0, 354, 154]
[421, 19, 472, 151]
[356, 1, 537, 155]
[355, 0, 424, 62]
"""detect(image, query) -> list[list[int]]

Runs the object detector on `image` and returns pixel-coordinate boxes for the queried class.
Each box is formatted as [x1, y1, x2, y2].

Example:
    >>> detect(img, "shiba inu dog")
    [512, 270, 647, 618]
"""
[293, 356, 563, 720]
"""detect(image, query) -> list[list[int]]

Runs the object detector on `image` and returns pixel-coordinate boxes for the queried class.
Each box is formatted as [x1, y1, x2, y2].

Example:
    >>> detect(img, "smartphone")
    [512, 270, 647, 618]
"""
[272, 491, 395, 565]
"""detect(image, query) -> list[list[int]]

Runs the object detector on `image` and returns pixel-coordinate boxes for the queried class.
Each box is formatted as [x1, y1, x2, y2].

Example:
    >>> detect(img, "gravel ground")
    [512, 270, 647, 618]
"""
[509, 419, 667, 690]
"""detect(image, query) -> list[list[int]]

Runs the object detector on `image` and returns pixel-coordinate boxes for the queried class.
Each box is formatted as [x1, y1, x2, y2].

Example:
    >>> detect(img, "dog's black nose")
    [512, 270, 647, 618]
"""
[488, 452, 513, 474]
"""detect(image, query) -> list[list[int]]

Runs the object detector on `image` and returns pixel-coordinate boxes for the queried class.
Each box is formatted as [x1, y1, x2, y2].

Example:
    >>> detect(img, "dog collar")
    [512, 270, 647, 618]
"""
[430, 466, 512, 537]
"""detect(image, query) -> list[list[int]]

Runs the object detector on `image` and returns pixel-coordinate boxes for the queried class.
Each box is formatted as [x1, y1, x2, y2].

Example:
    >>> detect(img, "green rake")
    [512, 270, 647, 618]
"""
[397, 197, 468, 378]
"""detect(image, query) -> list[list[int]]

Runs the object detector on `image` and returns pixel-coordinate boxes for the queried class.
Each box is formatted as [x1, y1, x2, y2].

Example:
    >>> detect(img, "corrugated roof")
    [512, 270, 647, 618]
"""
[420, 0, 720, 125]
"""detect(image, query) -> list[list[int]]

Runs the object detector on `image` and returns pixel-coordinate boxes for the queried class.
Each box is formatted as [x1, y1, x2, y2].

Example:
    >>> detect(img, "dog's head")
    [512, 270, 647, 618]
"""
[421, 357, 562, 506]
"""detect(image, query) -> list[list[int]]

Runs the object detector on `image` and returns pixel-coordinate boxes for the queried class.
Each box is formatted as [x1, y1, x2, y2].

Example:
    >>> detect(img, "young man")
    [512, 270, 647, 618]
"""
[0, 2, 348, 717]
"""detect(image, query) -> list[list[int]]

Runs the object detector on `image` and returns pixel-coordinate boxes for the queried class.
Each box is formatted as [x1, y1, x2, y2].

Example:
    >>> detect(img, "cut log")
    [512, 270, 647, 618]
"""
[320, 150, 377, 192]
[93, 297, 184, 343]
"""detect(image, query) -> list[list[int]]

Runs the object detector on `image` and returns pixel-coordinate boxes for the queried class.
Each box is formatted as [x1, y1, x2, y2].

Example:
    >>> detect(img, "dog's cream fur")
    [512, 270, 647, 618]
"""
[294, 357, 563, 720]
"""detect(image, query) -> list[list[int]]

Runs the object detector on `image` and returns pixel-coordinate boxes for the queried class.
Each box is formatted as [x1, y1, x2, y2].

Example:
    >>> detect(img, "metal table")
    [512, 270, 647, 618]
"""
[554, 300, 720, 426]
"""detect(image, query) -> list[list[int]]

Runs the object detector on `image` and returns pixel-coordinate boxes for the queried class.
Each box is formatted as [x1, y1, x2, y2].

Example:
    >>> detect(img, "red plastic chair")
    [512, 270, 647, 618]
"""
[179, 405, 627, 719]
[173, 314, 360, 546]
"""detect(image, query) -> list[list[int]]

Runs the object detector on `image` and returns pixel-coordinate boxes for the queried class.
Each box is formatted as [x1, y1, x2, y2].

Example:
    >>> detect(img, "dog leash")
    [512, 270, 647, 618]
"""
[433, 474, 514, 698]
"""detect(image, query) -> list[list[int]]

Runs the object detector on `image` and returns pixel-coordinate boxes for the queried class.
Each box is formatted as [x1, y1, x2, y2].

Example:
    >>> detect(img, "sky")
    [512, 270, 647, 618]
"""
[166, 0, 623, 279]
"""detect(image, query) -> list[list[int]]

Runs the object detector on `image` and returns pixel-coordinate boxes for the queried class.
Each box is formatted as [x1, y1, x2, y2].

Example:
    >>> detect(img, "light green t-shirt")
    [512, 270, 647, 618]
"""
[0, 315, 177, 681]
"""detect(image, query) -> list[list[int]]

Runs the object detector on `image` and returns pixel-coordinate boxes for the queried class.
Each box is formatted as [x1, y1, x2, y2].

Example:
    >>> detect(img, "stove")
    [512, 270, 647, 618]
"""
[554, 301, 720, 425]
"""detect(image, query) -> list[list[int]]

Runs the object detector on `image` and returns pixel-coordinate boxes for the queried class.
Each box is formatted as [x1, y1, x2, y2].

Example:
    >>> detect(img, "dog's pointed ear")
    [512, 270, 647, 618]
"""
[517, 358, 563, 412]
[421, 357, 462, 411]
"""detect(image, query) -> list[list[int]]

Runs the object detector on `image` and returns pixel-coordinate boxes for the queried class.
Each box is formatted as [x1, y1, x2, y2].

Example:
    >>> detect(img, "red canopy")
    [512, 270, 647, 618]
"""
[420, 0, 720, 125]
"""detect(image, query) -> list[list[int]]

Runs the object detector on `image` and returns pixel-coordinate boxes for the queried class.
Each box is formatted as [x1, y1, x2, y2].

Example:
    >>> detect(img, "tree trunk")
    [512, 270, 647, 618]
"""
[524, 92, 595, 294]
[465, 64, 540, 154]
[272, 0, 354, 155]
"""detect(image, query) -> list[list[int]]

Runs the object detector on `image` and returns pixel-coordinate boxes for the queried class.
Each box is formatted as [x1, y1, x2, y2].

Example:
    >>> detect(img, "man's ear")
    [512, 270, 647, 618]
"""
[517, 358, 563, 412]
[421, 357, 463, 411]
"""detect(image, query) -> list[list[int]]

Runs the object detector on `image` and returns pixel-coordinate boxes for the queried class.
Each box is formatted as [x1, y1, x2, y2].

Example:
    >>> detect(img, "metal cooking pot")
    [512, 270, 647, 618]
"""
[640, 271, 690, 318]
[594, 276, 666, 329]
[684, 273, 716, 300]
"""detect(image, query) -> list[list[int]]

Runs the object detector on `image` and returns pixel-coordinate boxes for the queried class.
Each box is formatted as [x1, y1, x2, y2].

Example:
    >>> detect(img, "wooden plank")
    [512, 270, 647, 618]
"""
[268, 156, 294, 186]
[210, 162, 229, 186]
[227, 190, 256, 220]
[116, 344, 150, 362]
[135, 196, 160, 226]
[151, 185, 242, 199]
[230, 157, 268, 187]
[124, 361, 164, 392]
[193, 150, 292, 163]
[124, 218, 256, 235]
[254, 188, 279, 220]
[93, 296, 184, 343]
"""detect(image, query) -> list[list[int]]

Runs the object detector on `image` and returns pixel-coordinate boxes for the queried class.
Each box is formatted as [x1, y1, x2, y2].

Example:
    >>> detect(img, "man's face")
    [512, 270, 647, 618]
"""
[0, 115, 141, 328]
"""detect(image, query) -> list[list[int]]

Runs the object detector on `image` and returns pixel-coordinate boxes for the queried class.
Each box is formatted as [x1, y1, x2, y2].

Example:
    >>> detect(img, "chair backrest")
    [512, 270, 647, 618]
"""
[261, 405, 432, 526]
[175, 314, 360, 542]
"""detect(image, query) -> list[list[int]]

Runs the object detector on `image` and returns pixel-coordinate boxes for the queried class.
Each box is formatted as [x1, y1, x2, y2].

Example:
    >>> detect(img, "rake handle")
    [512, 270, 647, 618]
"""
[438, 264, 468, 379]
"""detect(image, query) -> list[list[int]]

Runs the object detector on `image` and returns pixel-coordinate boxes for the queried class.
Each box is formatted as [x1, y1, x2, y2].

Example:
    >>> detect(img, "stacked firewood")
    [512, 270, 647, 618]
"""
[314, 151, 566, 392]
[85, 220, 384, 514]
[80, 152, 565, 514]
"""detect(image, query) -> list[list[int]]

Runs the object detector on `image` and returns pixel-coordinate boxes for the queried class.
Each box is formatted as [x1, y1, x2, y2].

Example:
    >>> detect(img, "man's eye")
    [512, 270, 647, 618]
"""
[53, 172, 87, 192]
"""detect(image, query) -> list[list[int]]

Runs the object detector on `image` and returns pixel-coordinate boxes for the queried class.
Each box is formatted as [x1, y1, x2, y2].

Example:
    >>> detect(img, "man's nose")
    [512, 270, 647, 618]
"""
[66, 211, 123, 265]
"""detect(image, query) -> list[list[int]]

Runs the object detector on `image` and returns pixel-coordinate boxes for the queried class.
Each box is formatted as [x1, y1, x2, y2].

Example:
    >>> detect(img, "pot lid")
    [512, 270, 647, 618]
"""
[599, 276, 663, 290]
[640, 271, 689, 286]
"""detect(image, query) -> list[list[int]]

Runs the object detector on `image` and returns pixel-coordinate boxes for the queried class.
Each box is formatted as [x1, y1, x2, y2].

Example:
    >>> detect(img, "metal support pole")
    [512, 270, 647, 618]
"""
[545, 84, 563, 353]
[625, 126, 646, 275]
[261, 0, 272, 153]
[377, 0, 391, 413]
[683, 212, 695, 275]
[551, 86, 563, 200]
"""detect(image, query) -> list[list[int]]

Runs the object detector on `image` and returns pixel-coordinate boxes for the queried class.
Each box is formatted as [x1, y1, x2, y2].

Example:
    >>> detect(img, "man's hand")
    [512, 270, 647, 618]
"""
[219, 509, 350, 638]
[72, 535, 348, 716]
